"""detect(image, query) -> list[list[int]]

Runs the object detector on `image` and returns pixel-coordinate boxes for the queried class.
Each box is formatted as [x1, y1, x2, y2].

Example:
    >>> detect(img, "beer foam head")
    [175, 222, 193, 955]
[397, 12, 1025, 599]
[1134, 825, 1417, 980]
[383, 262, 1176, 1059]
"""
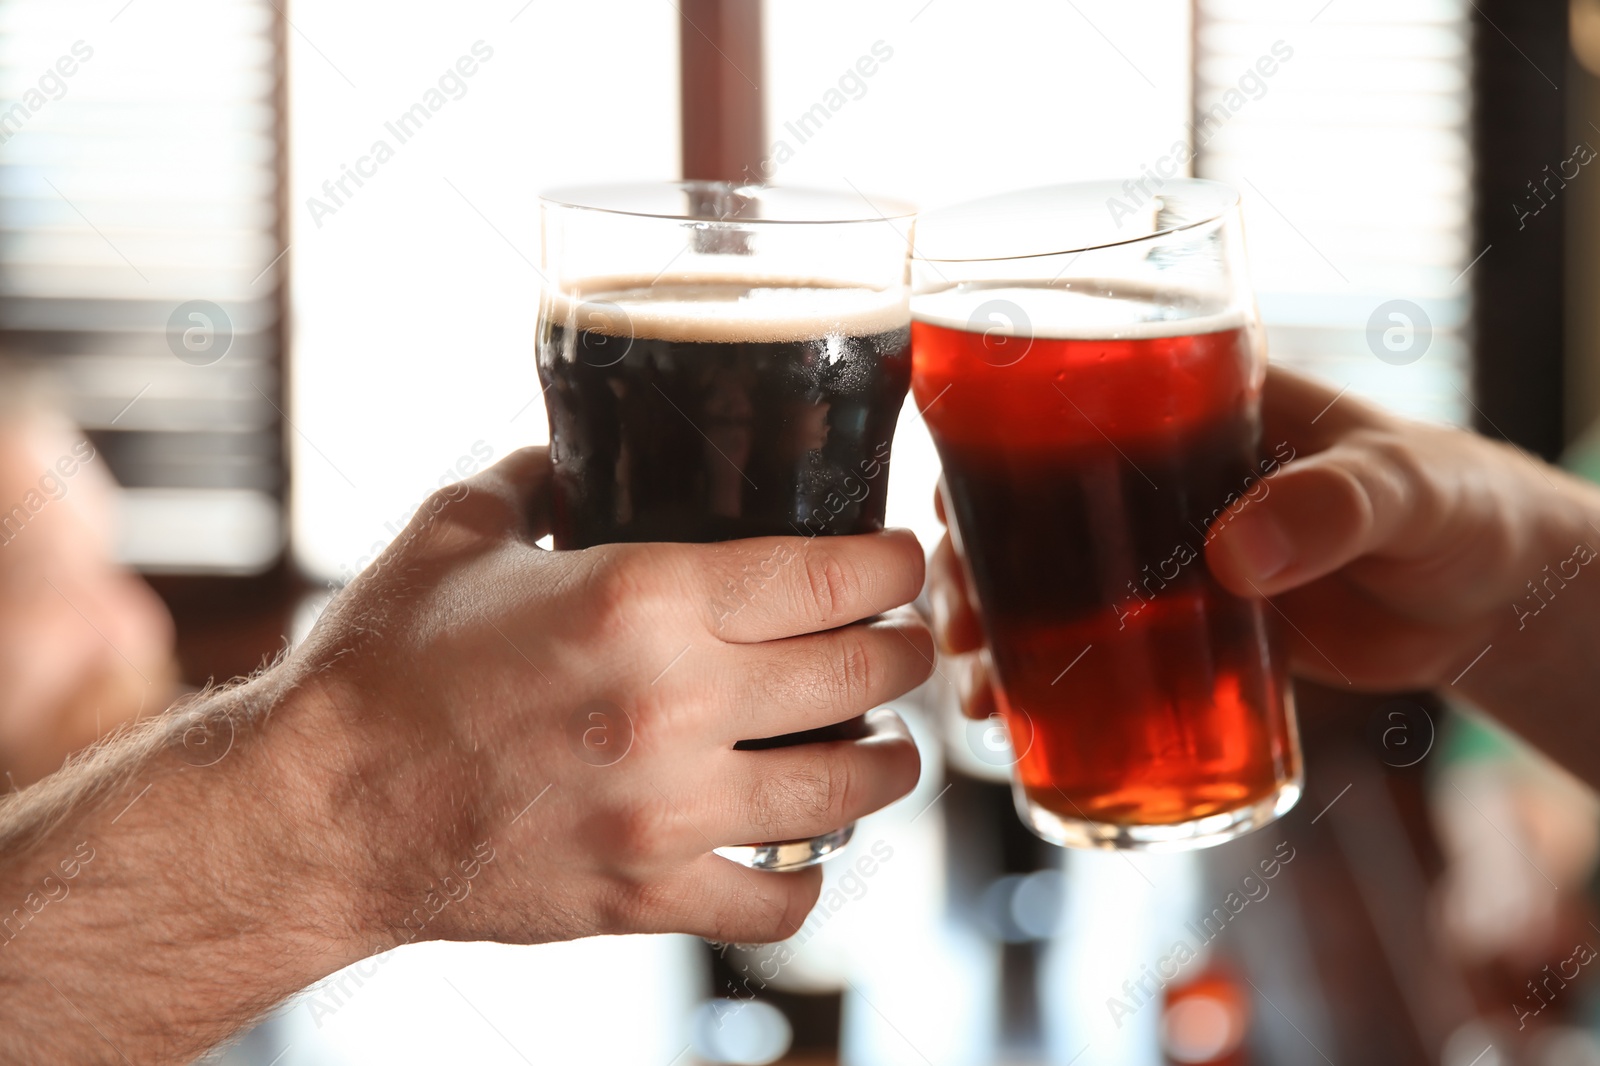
[912, 282, 1248, 340]
[544, 277, 910, 343]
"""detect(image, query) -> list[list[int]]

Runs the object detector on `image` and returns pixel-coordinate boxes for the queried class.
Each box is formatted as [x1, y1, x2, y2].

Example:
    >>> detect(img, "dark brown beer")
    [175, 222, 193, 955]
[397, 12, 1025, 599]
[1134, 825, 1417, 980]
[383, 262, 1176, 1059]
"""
[538, 279, 911, 549]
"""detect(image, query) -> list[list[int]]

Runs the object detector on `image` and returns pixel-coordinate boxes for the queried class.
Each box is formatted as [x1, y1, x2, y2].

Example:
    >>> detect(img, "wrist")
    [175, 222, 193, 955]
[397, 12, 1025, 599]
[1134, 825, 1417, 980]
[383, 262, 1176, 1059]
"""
[270, 659, 491, 954]
[224, 665, 403, 962]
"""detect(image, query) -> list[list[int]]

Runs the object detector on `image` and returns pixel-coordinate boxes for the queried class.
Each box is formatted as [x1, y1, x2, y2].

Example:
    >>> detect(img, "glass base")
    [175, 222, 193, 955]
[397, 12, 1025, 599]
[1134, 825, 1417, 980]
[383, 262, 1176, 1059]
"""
[714, 823, 855, 871]
[1016, 776, 1302, 853]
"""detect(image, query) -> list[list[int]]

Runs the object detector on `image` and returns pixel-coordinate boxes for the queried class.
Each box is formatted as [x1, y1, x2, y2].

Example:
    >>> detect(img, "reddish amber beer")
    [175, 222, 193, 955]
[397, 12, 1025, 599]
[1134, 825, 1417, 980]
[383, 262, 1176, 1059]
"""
[913, 182, 1301, 850]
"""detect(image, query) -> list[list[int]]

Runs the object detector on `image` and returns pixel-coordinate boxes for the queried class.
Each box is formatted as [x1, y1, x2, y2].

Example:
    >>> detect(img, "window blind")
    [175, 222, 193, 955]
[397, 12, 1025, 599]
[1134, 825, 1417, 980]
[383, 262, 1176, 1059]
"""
[1194, 0, 1475, 426]
[0, 0, 284, 573]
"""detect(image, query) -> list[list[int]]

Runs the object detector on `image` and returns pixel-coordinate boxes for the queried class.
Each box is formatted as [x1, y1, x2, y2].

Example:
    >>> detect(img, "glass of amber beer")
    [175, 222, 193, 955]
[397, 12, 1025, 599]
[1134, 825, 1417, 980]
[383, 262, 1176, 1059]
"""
[538, 182, 916, 870]
[912, 181, 1301, 851]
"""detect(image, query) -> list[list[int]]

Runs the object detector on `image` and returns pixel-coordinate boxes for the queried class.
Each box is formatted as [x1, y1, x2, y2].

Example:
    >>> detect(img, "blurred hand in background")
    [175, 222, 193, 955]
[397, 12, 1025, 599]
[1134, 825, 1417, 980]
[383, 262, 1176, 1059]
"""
[0, 383, 178, 787]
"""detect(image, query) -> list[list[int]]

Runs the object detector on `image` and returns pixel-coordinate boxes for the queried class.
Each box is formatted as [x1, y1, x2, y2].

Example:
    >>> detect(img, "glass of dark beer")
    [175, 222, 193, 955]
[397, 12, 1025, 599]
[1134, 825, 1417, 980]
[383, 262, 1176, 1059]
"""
[537, 182, 916, 870]
[912, 181, 1302, 851]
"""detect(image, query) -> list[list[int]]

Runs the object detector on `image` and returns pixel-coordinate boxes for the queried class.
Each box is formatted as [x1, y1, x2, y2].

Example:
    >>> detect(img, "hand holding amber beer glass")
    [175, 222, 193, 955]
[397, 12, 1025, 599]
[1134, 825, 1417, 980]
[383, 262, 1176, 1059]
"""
[912, 181, 1302, 851]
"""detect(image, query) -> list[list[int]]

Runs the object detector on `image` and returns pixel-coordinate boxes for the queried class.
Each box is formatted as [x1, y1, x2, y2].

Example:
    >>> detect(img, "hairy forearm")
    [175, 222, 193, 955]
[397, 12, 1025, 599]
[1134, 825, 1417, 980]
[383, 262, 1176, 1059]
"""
[0, 669, 376, 1064]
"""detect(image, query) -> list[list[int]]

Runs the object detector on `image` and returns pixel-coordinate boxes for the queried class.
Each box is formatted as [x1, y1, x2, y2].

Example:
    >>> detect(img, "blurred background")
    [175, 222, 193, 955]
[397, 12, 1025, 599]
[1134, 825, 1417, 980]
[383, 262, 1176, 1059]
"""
[2, 0, 1600, 1062]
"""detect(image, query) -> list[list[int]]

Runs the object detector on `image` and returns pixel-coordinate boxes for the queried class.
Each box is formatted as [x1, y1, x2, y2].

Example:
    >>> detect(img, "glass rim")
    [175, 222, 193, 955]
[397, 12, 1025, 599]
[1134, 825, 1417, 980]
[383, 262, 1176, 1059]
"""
[912, 178, 1240, 264]
[538, 180, 917, 226]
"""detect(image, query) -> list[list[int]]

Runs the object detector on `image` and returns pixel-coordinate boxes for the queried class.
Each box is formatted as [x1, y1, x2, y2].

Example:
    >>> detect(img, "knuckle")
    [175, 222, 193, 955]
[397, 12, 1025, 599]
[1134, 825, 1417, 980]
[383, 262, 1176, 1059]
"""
[421, 484, 468, 519]
[1320, 462, 1377, 538]
[424, 481, 518, 539]
[626, 688, 678, 752]
[792, 635, 879, 713]
[584, 549, 667, 639]
[374, 488, 483, 560]
[605, 799, 683, 867]
[822, 751, 862, 824]
[800, 548, 855, 622]
[593, 549, 651, 606]
[834, 635, 876, 709]
[1357, 431, 1426, 503]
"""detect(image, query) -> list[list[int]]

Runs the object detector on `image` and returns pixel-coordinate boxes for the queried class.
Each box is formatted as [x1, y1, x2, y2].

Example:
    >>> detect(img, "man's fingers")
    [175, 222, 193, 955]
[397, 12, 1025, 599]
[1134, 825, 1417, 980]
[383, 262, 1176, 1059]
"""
[928, 481, 994, 718]
[665, 860, 823, 944]
[1261, 365, 1387, 454]
[436, 446, 556, 543]
[955, 649, 1000, 721]
[706, 611, 935, 743]
[930, 532, 984, 655]
[692, 529, 927, 642]
[1205, 435, 1437, 598]
[716, 707, 921, 845]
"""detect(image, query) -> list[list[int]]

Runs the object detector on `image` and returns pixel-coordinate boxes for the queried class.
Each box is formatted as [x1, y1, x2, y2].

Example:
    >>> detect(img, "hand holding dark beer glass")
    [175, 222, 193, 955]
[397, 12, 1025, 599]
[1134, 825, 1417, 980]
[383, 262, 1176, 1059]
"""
[537, 182, 922, 869]
[913, 181, 1301, 851]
